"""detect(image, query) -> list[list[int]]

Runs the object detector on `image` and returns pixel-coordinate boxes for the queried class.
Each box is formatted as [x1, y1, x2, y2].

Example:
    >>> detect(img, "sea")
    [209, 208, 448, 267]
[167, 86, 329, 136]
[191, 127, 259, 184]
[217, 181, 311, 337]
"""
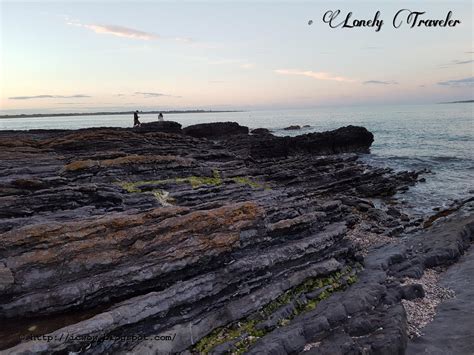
[1, 103, 472, 217]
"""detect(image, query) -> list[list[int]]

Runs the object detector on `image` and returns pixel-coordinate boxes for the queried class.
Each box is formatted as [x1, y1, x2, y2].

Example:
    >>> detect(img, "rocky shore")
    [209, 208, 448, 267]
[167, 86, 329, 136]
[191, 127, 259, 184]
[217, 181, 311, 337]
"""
[0, 121, 472, 354]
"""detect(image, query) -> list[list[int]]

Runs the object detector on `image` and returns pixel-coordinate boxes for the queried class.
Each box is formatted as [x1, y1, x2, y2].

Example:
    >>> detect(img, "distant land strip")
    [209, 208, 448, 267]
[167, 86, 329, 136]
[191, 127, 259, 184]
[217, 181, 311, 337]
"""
[0, 110, 240, 119]
[439, 99, 474, 104]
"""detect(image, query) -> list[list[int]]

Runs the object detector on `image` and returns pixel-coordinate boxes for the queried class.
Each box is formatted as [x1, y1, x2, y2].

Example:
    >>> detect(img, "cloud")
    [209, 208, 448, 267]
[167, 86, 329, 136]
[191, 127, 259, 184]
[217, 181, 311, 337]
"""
[438, 59, 474, 69]
[9, 94, 91, 100]
[83, 24, 159, 40]
[452, 59, 474, 65]
[135, 92, 165, 97]
[275, 69, 355, 83]
[134, 92, 181, 98]
[363, 80, 398, 85]
[67, 19, 197, 44]
[438, 77, 474, 87]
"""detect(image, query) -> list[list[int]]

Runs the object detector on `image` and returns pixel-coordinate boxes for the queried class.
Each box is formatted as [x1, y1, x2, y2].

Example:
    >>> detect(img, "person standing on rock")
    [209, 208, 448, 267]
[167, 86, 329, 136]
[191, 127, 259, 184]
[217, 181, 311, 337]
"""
[133, 110, 141, 127]
[158, 112, 164, 122]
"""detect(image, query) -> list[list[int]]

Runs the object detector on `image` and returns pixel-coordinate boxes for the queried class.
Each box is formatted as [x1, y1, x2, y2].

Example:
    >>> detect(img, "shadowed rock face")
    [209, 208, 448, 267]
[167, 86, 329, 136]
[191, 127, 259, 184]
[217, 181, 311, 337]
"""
[247, 125, 375, 158]
[0, 121, 435, 354]
[250, 128, 272, 136]
[135, 121, 182, 134]
[182, 121, 249, 138]
[182, 122, 374, 157]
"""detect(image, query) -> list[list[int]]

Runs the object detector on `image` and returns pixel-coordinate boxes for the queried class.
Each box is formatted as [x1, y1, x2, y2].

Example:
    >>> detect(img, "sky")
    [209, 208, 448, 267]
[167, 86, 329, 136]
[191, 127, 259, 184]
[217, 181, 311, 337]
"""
[0, 0, 473, 113]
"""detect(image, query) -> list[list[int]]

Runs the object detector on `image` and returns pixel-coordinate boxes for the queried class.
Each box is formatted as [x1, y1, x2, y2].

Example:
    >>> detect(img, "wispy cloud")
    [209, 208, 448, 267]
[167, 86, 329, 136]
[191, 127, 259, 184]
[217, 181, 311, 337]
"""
[363, 80, 398, 85]
[82, 24, 159, 40]
[438, 59, 474, 69]
[275, 69, 355, 83]
[9, 94, 91, 100]
[135, 92, 165, 97]
[438, 77, 474, 87]
[134, 92, 181, 98]
[452, 59, 474, 65]
[67, 18, 196, 44]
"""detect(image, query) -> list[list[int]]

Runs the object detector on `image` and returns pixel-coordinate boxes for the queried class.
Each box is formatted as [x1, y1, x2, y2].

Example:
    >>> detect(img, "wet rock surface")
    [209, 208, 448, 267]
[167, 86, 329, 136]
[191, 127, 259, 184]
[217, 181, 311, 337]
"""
[0, 121, 471, 354]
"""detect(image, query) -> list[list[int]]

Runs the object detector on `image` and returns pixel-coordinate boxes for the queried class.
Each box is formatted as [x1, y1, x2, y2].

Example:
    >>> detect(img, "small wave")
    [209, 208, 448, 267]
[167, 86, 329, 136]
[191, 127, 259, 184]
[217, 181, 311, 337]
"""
[379, 155, 471, 164]
[429, 156, 468, 163]
[384, 156, 427, 162]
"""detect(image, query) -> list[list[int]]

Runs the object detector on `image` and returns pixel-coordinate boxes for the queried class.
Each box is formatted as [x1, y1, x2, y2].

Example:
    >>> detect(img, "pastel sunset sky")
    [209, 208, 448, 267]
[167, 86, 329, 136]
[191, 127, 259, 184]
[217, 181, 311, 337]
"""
[0, 0, 472, 113]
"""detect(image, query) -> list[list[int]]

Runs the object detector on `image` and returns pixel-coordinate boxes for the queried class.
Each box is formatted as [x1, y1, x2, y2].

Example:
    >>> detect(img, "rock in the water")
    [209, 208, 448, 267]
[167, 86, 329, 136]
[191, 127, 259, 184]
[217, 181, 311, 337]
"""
[248, 125, 374, 158]
[250, 128, 272, 136]
[284, 125, 301, 130]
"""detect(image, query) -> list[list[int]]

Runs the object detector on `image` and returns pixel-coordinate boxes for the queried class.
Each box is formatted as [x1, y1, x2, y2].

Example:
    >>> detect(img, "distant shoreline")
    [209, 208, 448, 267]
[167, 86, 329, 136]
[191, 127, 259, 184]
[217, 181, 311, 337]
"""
[439, 99, 474, 104]
[0, 110, 241, 119]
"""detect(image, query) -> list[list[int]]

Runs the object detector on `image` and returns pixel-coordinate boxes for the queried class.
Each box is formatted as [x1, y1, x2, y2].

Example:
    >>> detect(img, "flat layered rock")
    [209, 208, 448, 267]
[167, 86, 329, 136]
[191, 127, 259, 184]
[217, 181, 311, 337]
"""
[0, 122, 445, 354]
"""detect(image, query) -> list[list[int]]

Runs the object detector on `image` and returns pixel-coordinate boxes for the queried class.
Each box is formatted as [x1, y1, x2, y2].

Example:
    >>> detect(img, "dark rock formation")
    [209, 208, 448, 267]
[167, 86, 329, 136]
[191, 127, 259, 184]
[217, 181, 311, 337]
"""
[284, 125, 301, 130]
[0, 121, 462, 354]
[407, 223, 474, 354]
[135, 121, 182, 134]
[249, 216, 474, 355]
[250, 128, 272, 136]
[182, 121, 249, 138]
[224, 125, 375, 159]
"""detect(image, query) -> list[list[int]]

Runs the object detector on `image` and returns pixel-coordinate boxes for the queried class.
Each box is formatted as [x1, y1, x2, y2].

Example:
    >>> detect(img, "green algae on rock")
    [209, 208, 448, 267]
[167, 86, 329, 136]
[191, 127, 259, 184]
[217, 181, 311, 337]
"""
[193, 266, 359, 354]
[118, 170, 266, 205]
[118, 169, 222, 191]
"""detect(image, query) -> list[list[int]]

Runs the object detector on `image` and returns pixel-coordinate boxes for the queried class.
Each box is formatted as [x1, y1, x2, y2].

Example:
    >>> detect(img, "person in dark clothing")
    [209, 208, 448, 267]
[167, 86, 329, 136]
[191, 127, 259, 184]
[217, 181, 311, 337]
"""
[133, 110, 141, 127]
[158, 112, 164, 121]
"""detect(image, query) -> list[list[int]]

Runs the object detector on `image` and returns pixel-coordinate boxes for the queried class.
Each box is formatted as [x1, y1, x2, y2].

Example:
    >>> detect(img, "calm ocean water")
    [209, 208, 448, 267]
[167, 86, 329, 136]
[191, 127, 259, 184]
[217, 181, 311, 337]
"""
[1, 103, 472, 216]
